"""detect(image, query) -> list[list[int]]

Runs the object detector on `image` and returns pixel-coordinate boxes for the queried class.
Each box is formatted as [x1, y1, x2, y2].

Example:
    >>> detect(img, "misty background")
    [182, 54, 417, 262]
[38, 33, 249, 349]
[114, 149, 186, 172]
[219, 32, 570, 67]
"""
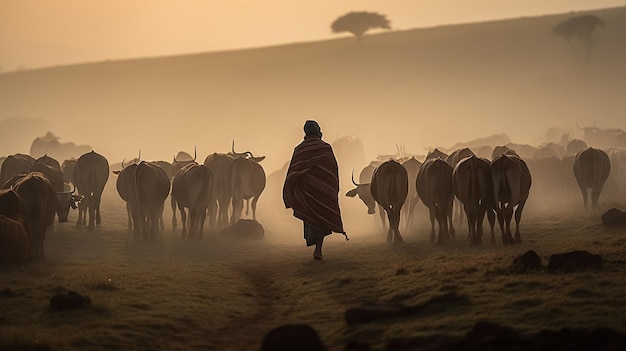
[1, 3, 625, 176]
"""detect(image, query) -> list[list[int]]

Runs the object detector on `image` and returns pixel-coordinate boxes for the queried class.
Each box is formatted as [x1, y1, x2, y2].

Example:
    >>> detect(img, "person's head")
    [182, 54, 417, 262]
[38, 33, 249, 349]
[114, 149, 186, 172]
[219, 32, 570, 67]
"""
[304, 120, 322, 138]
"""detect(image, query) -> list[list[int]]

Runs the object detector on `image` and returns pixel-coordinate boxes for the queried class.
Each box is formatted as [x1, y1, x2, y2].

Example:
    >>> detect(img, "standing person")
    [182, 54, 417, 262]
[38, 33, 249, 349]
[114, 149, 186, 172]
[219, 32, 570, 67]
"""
[283, 120, 348, 260]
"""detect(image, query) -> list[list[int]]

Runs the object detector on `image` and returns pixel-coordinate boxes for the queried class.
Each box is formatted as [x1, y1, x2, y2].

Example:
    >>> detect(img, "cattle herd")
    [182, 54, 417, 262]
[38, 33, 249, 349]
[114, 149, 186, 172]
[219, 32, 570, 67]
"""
[0, 142, 267, 265]
[0, 133, 624, 266]
[346, 139, 621, 248]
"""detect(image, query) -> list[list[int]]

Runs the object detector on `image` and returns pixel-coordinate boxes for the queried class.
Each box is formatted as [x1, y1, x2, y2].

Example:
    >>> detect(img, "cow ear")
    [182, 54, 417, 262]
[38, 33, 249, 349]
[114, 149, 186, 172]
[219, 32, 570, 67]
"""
[346, 189, 358, 197]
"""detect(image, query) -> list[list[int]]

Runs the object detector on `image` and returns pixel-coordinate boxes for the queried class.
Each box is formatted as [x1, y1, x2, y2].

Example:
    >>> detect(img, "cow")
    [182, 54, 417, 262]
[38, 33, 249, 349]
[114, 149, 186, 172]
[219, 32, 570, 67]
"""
[0, 188, 30, 265]
[369, 160, 408, 244]
[229, 154, 266, 224]
[170, 148, 197, 228]
[204, 152, 234, 230]
[29, 162, 81, 222]
[73, 151, 110, 230]
[114, 161, 139, 231]
[572, 147, 611, 208]
[133, 161, 171, 239]
[0, 153, 34, 186]
[400, 156, 422, 230]
[60, 158, 77, 184]
[425, 148, 448, 161]
[417, 158, 455, 244]
[446, 148, 476, 225]
[566, 139, 588, 156]
[34, 154, 62, 170]
[345, 161, 387, 230]
[491, 153, 532, 244]
[171, 162, 213, 238]
[492, 145, 519, 159]
[12, 172, 57, 260]
[452, 155, 495, 245]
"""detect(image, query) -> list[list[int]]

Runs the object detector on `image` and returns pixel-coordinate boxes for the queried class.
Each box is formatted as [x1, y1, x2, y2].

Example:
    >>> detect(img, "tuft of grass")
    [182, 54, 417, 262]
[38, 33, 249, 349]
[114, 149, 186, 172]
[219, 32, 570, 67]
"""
[0, 327, 62, 351]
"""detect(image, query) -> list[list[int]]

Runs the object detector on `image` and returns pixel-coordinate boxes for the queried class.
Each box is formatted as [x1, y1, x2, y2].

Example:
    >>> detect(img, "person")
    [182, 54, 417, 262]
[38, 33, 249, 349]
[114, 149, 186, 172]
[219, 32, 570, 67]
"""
[283, 120, 348, 260]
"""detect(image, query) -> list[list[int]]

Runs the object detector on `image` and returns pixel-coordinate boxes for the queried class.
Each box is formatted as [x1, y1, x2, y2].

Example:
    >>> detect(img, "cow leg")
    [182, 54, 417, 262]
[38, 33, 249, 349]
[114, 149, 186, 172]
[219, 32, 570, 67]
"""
[179, 205, 187, 238]
[476, 206, 487, 245]
[87, 198, 96, 231]
[378, 204, 387, 233]
[199, 207, 207, 238]
[95, 194, 103, 224]
[514, 202, 526, 244]
[447, 200, 455, 238]
[504, 207, 514, 245]
[251, 196, 260, 221]
[487, 209, 496, 244]
[171, 197, 178, 227]
[591, 185, 604, 208]
[385, 209, 393, 243]
[208, 200, 218, 230]
[436, 206, 449, 244]
[218, 196, 231, 229]
[496, 208, 506, 244]
[392, 207, 403, 244]
[231, 196, 244, 224]
[577, 183, 588, 209]
[428, 206, 436, 242]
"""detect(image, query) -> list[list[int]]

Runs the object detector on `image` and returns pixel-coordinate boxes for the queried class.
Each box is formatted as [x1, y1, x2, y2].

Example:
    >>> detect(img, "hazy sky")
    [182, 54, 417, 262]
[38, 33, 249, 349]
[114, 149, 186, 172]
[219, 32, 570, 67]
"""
[0, 1, 623, 71]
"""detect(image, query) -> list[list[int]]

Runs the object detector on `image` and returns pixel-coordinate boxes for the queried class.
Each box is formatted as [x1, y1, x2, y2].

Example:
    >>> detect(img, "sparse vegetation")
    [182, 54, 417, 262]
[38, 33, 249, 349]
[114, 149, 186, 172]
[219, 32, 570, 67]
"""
[553, 14, 605, 60]
[331, 11, 391, 43]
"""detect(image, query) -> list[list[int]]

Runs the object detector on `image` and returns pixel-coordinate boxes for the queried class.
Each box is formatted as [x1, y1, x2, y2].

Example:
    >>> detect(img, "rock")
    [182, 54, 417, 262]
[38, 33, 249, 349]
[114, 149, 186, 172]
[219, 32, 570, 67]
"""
[49, 291, 91, 311]
[260, 324, 326, 351]
[510, 250, 543, 273]
[547, 251, 602, 273]
[601, 208, 626, 226]
[220, 219, 264, 239]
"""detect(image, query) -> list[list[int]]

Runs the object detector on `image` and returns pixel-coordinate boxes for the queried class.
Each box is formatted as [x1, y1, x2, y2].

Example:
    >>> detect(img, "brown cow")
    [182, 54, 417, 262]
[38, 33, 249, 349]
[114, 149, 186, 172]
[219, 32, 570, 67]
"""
[13, 172, 57, 260]
[491, 154, 532, 244]
[417, 158, 455, 244]
[204, 152, 234, 230]
[73, 151, 110, 230]
[572, 147, 611, 208]
[370, 160, 408, 244]
[133, 161, 171, 239]
[171, 163, 213, 238]
[0, 189, 31, 265]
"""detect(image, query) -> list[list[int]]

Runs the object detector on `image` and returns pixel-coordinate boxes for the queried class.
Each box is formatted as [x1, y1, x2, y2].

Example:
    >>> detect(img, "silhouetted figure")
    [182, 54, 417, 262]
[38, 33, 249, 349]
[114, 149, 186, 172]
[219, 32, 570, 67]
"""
[283, 120, 347, 260]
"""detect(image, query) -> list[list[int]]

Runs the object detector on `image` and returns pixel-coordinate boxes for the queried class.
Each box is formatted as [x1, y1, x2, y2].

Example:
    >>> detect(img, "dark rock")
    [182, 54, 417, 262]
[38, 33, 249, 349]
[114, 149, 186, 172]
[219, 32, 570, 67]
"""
[260, 324, 326, 351]
[220, 219, 264, 239]
[510, 250, 543, 273]
[49, 291, 91, 311]
[547, 250, 602, 273]
[602, 208, 626, 226]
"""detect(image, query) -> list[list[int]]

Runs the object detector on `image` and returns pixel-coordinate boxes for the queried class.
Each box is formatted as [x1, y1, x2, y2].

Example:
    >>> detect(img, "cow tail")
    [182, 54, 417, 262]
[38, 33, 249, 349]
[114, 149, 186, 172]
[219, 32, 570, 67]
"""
[470, 156, 476, 210]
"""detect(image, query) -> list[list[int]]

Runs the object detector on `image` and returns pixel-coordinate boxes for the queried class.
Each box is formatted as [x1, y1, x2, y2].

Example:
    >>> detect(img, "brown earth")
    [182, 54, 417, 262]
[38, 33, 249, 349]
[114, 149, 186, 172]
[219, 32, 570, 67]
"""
[1, 179, 625, 351]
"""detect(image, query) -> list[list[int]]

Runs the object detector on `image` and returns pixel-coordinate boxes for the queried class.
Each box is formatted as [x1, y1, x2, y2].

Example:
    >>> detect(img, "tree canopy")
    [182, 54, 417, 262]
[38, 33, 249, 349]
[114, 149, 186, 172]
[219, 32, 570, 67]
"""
[553, 14, 605, 60]
[331, 11, 391, 42]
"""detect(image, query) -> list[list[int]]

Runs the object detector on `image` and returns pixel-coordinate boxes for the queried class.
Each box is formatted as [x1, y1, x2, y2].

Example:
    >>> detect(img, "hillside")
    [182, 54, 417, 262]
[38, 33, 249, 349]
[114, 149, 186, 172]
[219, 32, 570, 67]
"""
[1, 6, 625, 173]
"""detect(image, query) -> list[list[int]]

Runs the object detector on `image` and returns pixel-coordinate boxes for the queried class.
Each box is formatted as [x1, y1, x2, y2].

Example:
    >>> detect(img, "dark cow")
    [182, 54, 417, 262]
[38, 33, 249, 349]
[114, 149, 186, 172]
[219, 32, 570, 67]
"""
[230, 155, 266, 224]
[492, 145, 520, 159]
[12, 172, 57, 260]
[491, 154, 532, 244]
[114, 161, 139, 231]
[133, 161, 171, 239]
[417, 158, 455, 244]
[425, 148, 449, 161]
[566, 139, 588, 156]
[30, 162, 81, 222]
[73, 151, 110, 230]
[170, 148, 197, 227]
[446, 148, 476, 225]
[370, 160, 408, 244]
[452, 155, 495, 245]
[572, 147, 611, 208]
[34, 154, 62, 170]
[0, 189, 31, 265]
[60, 158, 77, 184]
[204, 152, 234, 230]
[345, 161, 386, 230]
[0, 153, 34, 186]
[171, 163, 213, 238]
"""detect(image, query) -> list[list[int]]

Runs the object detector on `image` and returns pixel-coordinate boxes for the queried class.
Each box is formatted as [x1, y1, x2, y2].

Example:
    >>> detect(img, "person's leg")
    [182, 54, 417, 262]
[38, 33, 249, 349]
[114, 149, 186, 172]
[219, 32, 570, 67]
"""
[313, 237, 323, 260]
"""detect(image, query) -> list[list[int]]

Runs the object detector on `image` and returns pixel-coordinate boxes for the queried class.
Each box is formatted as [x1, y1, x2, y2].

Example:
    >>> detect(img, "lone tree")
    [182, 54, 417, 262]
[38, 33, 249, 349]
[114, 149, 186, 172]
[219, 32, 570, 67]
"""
[331, 11, 391, 43]
[553, 14, 605, 61]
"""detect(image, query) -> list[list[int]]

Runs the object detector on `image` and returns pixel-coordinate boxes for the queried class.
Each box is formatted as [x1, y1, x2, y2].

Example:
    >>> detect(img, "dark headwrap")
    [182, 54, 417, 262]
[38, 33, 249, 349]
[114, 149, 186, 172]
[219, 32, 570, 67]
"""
[304, 120, 322, 138]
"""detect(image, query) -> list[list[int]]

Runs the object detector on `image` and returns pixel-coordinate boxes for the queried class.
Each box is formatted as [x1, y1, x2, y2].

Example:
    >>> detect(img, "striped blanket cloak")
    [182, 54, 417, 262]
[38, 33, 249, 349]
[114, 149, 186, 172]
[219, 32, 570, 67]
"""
[283, 136, 345, 235]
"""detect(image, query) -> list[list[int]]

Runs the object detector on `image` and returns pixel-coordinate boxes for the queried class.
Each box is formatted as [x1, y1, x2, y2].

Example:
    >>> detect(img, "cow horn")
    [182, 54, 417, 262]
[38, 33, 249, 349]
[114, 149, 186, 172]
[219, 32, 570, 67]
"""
[173, 154, 177, 163]
[232, 140, 236, 154]
[194, 145, 197, 161]
[351, 169, 367, 186]
[138, 149, 141, 161]
[58, 183, 75, 194]
[121, 159, 126, 168]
